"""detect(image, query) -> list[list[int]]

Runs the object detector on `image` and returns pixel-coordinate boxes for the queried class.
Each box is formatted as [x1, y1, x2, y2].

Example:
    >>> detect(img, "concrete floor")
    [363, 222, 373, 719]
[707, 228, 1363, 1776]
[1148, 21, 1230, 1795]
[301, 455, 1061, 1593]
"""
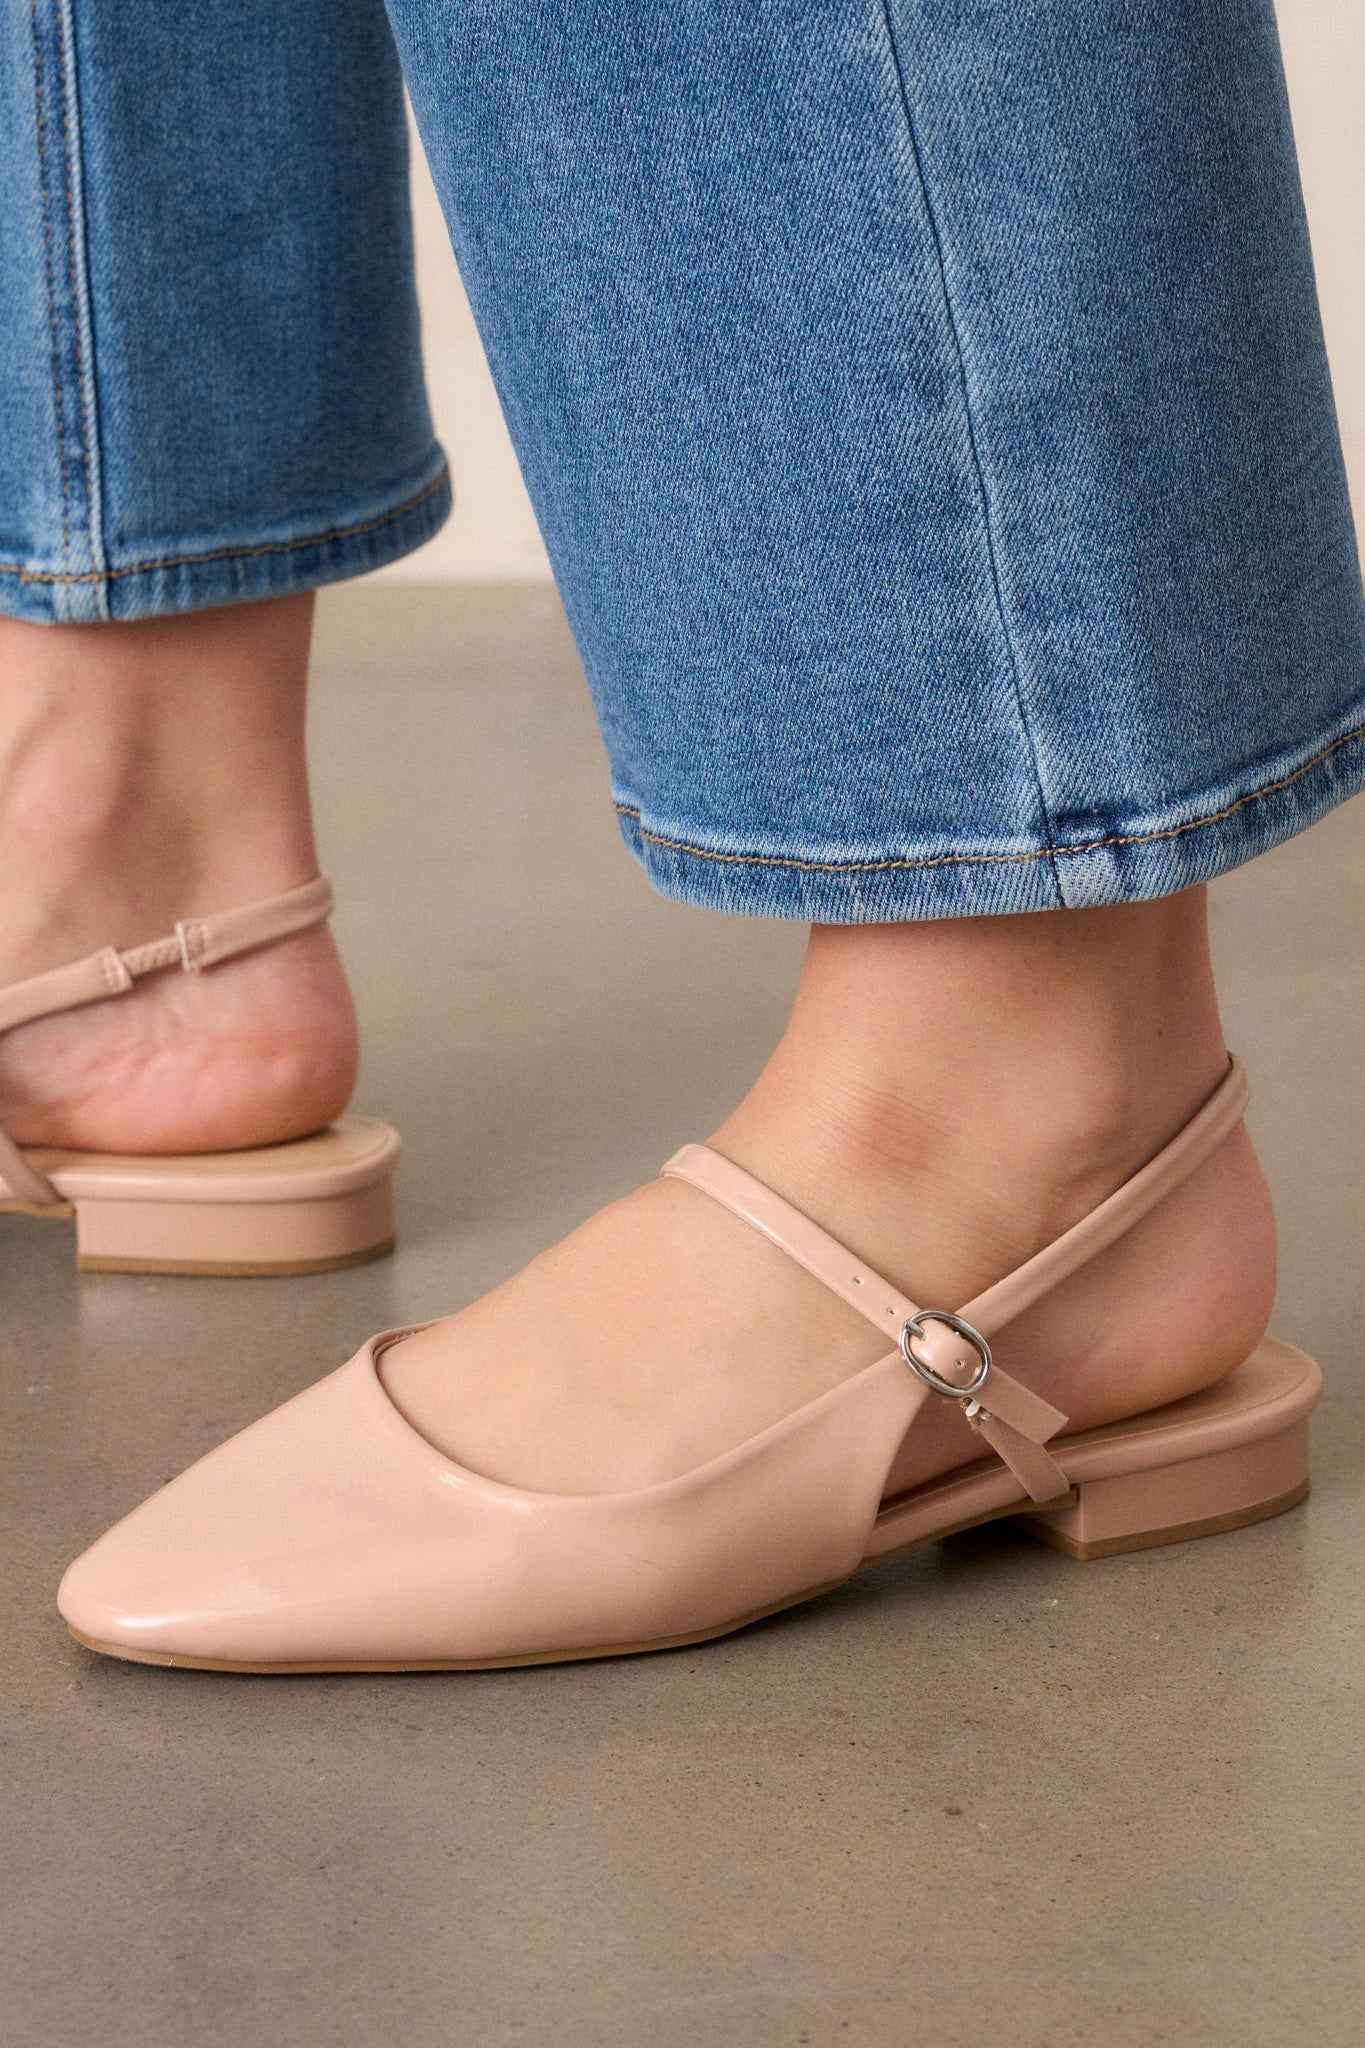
[4, 584, 1364, 2047]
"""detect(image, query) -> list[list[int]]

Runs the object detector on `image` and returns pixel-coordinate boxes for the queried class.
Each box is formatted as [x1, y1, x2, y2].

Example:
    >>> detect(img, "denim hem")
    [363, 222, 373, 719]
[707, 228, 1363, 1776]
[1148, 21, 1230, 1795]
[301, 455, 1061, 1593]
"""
[614, 708, 1365, 922]
[0, 458, 452, 623]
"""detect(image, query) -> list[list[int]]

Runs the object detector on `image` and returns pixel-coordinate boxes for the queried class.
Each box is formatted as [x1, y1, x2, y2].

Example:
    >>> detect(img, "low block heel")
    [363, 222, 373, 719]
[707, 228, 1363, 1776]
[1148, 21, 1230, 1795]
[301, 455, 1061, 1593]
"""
[72, 1176, 396, 1276]
[1016, 1415, 1311, 1560]
[4, 1113, 401, 1276]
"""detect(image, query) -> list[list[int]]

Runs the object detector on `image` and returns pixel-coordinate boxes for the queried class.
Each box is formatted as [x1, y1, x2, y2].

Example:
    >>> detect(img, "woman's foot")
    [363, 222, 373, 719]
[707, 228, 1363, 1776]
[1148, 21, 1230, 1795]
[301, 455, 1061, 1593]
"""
[0, 597, 357, 1154]
[382, 890, 1278, 1499]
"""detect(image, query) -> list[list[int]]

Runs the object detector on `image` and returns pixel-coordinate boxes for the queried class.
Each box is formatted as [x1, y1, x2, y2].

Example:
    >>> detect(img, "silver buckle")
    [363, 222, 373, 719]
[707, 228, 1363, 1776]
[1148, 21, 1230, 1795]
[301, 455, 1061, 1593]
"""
[898, 1310, 992, 1400]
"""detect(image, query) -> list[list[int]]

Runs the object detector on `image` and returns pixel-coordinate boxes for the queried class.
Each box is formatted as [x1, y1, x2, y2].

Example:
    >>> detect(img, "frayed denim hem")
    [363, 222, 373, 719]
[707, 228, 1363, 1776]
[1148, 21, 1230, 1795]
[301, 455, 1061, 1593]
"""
[615, 709, 1365, 922]
[0, 458, 451, 624]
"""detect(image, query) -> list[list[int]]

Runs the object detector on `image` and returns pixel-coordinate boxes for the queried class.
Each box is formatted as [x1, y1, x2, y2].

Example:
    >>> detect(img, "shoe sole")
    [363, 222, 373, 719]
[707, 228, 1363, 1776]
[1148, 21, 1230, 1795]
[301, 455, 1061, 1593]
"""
[2, 1115, 399, 1276]
[69, 1240, 395, 1277]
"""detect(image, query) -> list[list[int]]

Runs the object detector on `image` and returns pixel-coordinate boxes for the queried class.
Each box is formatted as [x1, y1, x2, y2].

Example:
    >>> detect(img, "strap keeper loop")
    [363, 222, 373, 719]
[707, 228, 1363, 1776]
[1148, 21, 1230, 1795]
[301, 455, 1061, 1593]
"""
[99, 947, 134, 997]
[176, 921, 202, 974]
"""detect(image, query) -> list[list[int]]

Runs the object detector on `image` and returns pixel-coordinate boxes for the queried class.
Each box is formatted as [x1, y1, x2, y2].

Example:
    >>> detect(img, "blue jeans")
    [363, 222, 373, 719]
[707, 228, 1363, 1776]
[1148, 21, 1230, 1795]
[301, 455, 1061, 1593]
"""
[5, 1, 1364, 921]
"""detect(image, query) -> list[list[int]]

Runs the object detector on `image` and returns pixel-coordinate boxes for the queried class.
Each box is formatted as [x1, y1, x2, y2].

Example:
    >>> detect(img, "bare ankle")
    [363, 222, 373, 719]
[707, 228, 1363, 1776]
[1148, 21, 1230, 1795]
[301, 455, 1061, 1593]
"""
[0, 596, 359, 1153]
[0, 596, 319, 975]
[713, 889, 1245, 1299]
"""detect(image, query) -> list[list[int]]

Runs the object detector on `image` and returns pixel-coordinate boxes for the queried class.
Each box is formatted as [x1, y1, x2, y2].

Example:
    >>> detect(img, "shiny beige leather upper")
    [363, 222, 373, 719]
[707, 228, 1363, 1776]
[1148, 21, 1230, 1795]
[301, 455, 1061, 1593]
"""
[57, 1057, 1274, 1668]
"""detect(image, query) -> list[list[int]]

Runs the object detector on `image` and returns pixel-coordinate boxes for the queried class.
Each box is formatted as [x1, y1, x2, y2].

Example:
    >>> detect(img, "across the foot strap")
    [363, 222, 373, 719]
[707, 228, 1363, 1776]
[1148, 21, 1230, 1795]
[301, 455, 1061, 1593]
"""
[0, 877, 334, 1209]
[662, 1055, 1249, 1507]
[662, 1145, 1069, 1503]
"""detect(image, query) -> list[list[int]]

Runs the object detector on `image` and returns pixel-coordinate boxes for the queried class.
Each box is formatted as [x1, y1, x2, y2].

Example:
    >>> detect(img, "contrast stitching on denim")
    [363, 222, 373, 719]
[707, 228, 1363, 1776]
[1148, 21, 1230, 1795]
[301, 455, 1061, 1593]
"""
[0, 467, 450, 585]
[53, 0, 98, 565]
[615, 715, 1365, 877]
[28, 0, 70, 572]
[876, 3, 1062, 895]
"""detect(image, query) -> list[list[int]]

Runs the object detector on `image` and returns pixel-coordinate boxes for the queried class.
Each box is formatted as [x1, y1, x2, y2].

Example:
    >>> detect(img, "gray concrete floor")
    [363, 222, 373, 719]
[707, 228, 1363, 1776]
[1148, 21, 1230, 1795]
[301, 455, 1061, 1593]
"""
[4, 584, 1364, 2047]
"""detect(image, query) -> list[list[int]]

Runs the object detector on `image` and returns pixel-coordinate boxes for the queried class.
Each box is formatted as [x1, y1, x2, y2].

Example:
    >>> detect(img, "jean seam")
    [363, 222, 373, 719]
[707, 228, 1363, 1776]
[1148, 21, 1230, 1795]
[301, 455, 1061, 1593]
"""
[0, 465, 450, 585]
[28, 0, 71, 574]
[877, 1, 1062, 899]
[614, 711, 1365, 875]
[54, 0, 98, 569]
[53, 0, 101, 578]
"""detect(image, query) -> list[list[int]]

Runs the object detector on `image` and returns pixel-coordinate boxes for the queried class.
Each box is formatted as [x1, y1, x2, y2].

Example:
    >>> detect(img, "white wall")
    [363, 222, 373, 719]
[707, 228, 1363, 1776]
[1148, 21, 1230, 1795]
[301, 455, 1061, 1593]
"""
[380, 1, 1363, 584]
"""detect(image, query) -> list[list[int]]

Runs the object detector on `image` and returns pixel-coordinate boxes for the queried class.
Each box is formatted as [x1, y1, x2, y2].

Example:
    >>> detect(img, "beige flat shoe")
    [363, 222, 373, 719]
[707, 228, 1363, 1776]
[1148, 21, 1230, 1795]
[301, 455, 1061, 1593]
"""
[57, 1054, 1315, 1671]
[0, 877, 398, 1274]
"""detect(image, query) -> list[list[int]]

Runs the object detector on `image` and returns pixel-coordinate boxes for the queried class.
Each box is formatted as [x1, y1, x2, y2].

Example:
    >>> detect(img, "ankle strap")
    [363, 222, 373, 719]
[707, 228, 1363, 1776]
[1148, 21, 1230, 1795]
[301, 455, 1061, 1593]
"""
[0, 876, 333, 1037]
[661, 1054, 1249, 1504]
[0, 876, 334, 1210]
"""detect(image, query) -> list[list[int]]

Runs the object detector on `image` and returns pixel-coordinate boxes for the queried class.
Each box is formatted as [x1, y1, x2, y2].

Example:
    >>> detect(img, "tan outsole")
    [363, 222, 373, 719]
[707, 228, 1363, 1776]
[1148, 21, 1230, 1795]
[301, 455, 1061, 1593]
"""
[65, 1477, 1309, 1675]
[75, 1237, 396, 1278]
